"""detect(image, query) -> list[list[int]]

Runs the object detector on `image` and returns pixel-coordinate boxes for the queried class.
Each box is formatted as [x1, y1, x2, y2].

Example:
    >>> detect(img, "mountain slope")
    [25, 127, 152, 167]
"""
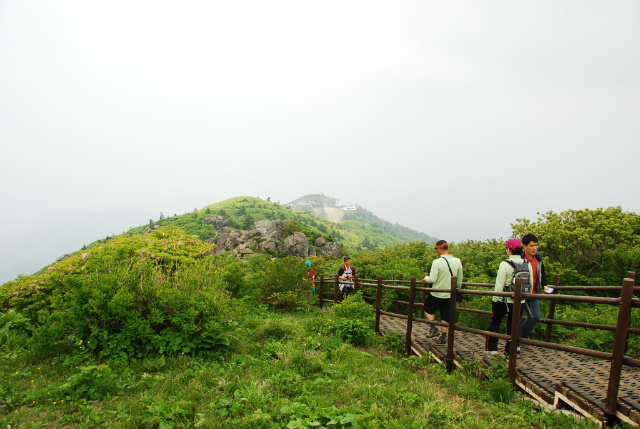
[287, 194, 437, 244]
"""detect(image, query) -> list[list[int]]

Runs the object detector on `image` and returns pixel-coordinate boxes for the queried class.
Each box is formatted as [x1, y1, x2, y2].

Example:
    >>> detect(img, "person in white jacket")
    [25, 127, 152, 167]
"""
[485, 238, 533, 356]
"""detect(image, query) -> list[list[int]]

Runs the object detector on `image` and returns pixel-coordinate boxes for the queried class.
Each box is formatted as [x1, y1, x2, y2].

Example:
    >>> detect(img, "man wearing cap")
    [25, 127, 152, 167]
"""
[485, 238, 532, 355]
[422, 240, 463, 345]
[519, 233, 550, 343]
[338, 256, 356, 297]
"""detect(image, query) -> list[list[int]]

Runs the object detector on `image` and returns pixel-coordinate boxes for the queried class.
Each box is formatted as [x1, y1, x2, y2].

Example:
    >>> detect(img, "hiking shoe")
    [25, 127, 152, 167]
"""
[428, 326, 439, 337]
[486, 350, 500, 356]
[436, 334, 447, 344]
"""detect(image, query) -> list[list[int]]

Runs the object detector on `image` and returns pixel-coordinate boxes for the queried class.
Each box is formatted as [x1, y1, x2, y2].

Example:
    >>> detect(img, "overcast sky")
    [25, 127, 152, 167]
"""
[1, 1, 639, 281]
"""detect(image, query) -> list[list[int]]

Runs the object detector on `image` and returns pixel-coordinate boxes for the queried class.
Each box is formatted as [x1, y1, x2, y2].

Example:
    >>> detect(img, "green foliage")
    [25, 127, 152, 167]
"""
[381, 332, 405, 356]
[246, 257, 315, 311]
[60, 365, 120, 401]
[140, 396, 197, 428]
[1, 226, 230, 361]
[511, 207, 640, 283]
[324, 293, 376, 346]
[332, 291, 375, 326]
[0, 310, 602, 429]
[341, 204, 437, 243]
[0, 310, 32, 353]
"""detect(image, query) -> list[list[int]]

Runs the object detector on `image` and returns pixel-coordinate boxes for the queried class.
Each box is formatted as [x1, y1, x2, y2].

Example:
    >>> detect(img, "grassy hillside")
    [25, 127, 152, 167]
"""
[1, 205, 636, 427]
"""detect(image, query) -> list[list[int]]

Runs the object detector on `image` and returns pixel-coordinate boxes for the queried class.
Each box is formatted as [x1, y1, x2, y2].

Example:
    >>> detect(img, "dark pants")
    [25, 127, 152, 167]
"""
[486, 301, 519, 352]
[424, 295, 451, 322]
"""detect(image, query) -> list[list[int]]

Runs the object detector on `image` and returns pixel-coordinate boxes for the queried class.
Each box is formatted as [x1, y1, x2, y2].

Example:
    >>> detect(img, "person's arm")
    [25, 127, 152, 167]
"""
[495, 261, 508, 293]
[338, 267, 345, 279]
[423, 260, 439, 283]
[456, 262, 463, 287]
[540, 256, 549, 291]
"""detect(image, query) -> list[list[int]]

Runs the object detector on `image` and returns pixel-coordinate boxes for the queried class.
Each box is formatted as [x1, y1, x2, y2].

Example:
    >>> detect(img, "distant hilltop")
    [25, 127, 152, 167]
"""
[287, 194, 437, 243]
[287, 194, 360, 222]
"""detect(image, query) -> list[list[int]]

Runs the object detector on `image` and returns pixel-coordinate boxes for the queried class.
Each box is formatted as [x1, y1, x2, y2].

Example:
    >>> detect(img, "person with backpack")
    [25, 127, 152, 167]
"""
[485, 238, 533, 356]
[421, 240, 463, 345]
[519, 233, 550, 343]
[337, 256, 356, 297]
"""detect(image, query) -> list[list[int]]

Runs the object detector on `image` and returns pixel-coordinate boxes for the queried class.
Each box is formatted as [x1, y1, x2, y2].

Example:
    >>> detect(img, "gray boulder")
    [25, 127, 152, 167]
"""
[202, 216, 230, 230]
[284, 232, 312, 257]
[254, 220, 282, 239]
[320, 242, 342, 257]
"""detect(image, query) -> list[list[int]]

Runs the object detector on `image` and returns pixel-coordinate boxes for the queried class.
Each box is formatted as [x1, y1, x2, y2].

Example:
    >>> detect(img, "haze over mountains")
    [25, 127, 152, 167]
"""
[0, 209, 154, 285]
[0, 194, 438, 285]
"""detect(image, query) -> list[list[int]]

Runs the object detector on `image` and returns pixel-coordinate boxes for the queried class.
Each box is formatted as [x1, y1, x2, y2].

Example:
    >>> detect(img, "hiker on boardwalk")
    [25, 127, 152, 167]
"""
[485, 238, 532, 356]
[338, 256, 356, 297]
[422, 240, 463, 345]
[519, 233, 550, 344]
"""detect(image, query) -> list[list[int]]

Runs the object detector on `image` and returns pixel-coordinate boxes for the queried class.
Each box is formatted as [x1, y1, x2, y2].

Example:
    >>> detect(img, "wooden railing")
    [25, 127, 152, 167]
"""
[314, 271, 639, 426]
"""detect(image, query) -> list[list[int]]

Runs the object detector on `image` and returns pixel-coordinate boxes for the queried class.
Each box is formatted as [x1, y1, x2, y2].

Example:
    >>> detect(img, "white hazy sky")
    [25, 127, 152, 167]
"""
[1, 1, 639, 262]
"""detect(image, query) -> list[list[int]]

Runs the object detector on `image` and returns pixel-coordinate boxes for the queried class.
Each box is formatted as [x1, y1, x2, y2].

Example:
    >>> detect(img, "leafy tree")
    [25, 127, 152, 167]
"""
[511, 207, 640, 284]
[242, 214, 255, 230]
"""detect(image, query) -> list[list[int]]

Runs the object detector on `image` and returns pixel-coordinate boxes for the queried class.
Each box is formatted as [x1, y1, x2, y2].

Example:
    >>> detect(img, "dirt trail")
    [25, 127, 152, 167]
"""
[324, 207, 345, 223]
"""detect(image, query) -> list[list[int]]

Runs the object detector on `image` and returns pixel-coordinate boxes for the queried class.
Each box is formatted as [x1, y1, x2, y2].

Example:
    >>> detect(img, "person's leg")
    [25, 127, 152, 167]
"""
[440, 298, 450, 334]
[486, 301, 506, 351]
[504, 303, 517, 353]
[424, 296, 439, 336]
[519, 299, 540, 339]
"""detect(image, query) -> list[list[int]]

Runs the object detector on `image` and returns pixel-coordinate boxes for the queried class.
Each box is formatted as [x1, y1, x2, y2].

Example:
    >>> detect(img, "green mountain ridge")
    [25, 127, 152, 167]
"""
[7, 195, 437, 283]
[123, 195, 435, 256]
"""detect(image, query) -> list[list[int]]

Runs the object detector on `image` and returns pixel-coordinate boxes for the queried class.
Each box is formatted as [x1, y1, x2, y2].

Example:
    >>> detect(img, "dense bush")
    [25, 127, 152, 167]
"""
[245, 256, 316, 311]
[324, 293, 376, 346]
[1, 227, 231, 360]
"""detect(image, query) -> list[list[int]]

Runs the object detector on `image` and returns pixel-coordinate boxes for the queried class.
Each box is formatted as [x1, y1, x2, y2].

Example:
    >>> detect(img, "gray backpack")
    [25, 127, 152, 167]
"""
[503, 260, 532, 294]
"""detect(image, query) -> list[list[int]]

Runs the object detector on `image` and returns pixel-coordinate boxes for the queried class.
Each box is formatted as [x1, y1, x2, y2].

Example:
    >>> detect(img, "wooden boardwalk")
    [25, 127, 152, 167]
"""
[379, 314, 640, 427]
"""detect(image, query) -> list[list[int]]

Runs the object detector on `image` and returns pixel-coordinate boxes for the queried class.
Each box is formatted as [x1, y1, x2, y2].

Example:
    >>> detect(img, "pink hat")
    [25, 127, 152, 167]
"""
[504, 238, 522, 250]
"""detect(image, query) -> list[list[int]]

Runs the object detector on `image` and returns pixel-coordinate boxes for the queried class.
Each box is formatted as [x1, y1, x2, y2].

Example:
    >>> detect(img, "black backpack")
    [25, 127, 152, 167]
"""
[503, 260, 532, 294]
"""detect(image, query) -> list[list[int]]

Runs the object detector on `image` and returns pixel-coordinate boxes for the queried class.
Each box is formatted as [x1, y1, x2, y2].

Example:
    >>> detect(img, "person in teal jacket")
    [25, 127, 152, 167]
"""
[422, 240, 463, 345]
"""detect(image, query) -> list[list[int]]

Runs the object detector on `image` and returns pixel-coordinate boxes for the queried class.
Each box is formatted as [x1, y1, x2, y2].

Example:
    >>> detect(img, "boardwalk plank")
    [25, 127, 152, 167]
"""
[379, 314, 640, 426]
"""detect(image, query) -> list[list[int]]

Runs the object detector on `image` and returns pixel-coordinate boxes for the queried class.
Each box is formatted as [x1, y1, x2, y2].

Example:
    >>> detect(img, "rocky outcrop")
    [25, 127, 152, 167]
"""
[202, 216, 230, 230]
[211, 218, 341, 258]
[319, 242, 342, 258]
[141, 225, 161, 234]
[254, 220, 282, 238]
[284, 232, 313, 258]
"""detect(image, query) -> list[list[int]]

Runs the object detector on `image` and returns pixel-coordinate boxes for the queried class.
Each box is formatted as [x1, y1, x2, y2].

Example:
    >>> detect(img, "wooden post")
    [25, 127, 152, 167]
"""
[544, 274, 560, 342]
[604, 277, 635, 426]
[625, 272, 637, 354]
[353, 275, 359, 294]
[395, 274, 403, 314]
[375, 275, 383, 334]
[629, 271, 638, 298]
[334, 275, 340, 303]
[405, 277, 417, 357]
[318, 275, 325, 310]
[445, 276, 458, 373]
[507, 277, 523, 382]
